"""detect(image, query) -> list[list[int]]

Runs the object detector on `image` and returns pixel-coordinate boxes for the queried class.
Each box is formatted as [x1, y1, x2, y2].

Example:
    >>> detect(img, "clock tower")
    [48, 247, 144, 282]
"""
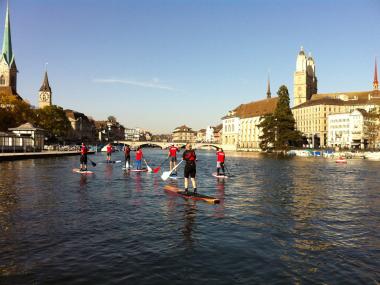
[38, 71, 52, 108]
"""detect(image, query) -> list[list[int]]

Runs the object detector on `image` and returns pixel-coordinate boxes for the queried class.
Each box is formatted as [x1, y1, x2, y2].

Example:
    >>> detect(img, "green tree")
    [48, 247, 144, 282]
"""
[259, 85, 302, 151]
[364, 108, 380, 149]
[0, 95, 35, 131]
[258, 114, 276, 150]
[34, 105, 71, 141]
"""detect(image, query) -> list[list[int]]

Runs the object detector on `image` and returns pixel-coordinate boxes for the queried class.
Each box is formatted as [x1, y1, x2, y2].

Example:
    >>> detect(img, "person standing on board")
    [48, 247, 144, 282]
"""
[183, 143, 197, 194]
[80, 142, 88, 171]
[106, 143, 112, 163]
[135, 146, 143, 170]
[168, 144, 179, 175]
[123, 144, 131, 168]
[216, 148, 226, 176]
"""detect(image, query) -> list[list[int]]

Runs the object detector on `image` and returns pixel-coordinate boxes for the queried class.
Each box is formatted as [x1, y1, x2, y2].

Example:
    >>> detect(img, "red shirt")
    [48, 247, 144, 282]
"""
[81, 145, 88, 155]
[169, 146, 178, 157]
[123, 146, 130, 155]
[136, 149, 143, 160]
[216, 151, 225, 162]
[106, 145, 112, 154]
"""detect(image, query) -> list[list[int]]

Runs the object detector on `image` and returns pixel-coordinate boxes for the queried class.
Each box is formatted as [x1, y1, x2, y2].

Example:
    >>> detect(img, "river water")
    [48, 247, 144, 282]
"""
[0, 149, 379, 284]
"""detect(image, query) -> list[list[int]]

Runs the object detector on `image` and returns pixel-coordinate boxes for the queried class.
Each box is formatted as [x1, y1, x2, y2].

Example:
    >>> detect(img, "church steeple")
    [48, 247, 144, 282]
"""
[374, 57, 378, 91]
[266, 74, 271, 99]
[39, 71, 51, 92]
[38, 71, 52, 108]
[2, 1, 13, 65]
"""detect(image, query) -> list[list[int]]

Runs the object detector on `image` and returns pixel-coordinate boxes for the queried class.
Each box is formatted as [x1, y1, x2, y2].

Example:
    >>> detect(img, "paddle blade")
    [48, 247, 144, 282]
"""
[161, 171, 171, 181]
[90, 160, 96, 167]
[153, 166, 160, 173]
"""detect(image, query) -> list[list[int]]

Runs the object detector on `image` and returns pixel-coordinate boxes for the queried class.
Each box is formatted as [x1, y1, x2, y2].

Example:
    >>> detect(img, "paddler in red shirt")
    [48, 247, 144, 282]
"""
[135, 146, 143, 170]
[216, 148, 226, 176]
[80, 142, 88, 171]
[168, 144, 179, 175]
[106, 143, 112, 163]
[182, 143, 197, 194]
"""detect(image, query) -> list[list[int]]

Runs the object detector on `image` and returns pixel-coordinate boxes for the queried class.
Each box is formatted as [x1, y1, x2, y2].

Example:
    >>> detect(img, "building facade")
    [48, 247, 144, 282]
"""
[221, 112, 240, 150]
[327, 109, 368, 149]
[172, 125, 196, 142]
[292, 48, 380, 148]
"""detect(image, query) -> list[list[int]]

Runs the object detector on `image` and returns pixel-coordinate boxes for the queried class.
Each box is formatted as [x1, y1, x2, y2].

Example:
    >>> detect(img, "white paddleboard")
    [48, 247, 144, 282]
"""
[212, 172, 228, 178]
[73, 168, 94, 174]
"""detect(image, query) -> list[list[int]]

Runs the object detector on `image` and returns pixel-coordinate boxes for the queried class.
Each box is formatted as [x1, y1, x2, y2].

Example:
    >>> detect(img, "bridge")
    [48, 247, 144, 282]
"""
[118, 141, 222, 150]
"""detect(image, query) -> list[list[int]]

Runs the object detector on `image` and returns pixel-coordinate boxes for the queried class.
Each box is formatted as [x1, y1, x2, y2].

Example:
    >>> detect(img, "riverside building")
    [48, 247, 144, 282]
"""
[327, 109, 368, 149]
[292, 48, 380, 148]
[221, 77, 278, 151]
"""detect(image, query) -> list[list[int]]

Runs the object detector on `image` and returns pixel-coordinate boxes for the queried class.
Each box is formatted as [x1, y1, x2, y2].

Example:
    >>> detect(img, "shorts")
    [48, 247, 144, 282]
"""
[184, 164, 196, 178]
[217, 162, 224, 168]
[80, 155, 87, 164]
[170, 156, 177, 162]
[107, 152, 112, 157]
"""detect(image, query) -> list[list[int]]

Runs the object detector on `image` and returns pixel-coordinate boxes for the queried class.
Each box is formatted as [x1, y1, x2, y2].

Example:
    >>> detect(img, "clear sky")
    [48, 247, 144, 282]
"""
[4, 0, 380, 133]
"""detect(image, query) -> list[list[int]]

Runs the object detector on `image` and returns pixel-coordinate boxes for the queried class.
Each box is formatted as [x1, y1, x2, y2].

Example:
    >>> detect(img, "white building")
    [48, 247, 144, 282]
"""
[205, 126, 214, 143]
[221, 111, 240, 150]
[327, 109, 368, 149]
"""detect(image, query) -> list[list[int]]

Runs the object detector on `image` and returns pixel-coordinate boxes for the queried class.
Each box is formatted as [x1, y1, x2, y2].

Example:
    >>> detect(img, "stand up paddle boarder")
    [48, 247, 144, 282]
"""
[168, 144, 179, 175]
[106, 143, 112, 163]
[80, 142, 88, 171]
[216, 148, 226, 176]
[135, 146, 143, 170]
[183, 143, 197, 194]
[123, 144, 131, 168]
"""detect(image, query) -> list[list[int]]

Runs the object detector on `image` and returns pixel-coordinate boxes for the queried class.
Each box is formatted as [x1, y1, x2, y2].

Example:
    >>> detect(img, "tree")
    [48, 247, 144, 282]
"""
[259, 85, 302, 151]
[258, 114, 276, 151]
[34, 105, 71, 141]
[0, 94, 35, 131]
[107, 116, 117, 123]
[364, 108, 380, 149]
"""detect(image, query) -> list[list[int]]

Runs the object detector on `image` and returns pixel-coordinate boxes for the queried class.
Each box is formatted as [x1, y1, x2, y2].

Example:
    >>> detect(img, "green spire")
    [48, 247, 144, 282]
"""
[2, 1, 13, 65]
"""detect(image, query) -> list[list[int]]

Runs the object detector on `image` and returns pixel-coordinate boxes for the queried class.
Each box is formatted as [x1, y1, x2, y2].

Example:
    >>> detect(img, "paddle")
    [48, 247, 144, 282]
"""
[224, 164, 232, 176]
[161, 160, 184, 181]
[89, 158, 96, 167]
[143, 159, 153, 172]
[152, 157, 170, 173]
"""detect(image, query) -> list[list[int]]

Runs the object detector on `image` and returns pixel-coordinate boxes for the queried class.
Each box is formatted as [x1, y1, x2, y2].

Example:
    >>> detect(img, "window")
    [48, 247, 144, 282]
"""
[0, 75, 4, 85]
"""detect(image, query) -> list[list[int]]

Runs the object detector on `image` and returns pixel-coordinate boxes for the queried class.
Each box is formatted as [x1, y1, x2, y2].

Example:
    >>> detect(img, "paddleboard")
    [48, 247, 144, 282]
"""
[72, 168, 94, 174]
[164, 185, 220, 204]
[98, 160, 122, 164]
[336, 159, 347, 164]
[129, 168, 148, 172]
[169, 175, 183, 180]
[212, 172, 229, 178]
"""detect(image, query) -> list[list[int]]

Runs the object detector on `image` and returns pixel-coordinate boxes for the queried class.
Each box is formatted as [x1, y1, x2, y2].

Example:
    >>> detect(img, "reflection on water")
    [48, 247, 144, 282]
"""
[0, 150, 379, 284]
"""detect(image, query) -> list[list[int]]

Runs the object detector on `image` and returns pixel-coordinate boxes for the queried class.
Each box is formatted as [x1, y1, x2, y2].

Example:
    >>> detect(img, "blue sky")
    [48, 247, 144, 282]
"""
[5, 0, 380, 133]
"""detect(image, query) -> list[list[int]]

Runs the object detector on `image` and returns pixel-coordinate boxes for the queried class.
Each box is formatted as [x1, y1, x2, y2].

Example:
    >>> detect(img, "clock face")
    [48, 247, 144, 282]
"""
[40, 93, 49, 102]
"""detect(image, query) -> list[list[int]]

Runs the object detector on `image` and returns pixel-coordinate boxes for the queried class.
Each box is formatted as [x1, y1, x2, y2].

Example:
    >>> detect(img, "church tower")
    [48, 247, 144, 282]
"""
[38, 71, 52, 108]
[0, 1, 17, 95]
[293, 47, 317, 106]
[266, 74, 271, 99]
[374, 57, 378, 91]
